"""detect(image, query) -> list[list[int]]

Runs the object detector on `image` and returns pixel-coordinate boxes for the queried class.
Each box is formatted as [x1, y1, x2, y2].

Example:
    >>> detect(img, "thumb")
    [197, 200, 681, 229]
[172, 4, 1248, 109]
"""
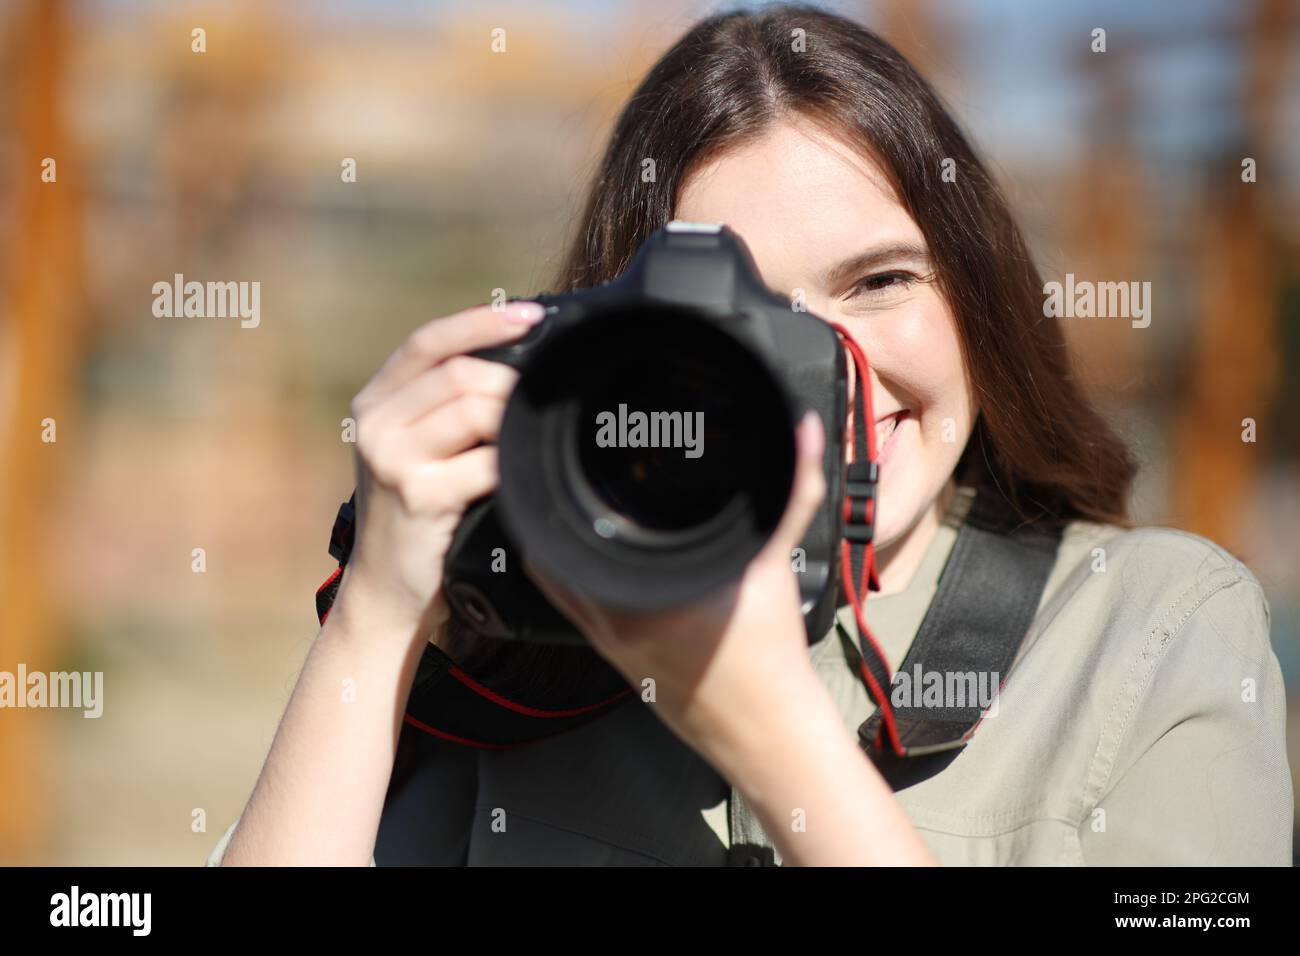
[762, 411, 828, 561]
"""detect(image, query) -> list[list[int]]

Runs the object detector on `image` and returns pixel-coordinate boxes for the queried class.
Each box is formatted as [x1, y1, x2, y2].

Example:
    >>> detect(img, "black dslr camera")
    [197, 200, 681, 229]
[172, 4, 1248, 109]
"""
[441, 221, 859, 646]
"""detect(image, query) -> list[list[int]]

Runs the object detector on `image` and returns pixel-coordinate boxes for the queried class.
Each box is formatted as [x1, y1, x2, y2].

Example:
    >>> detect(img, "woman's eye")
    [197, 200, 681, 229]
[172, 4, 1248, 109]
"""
[847, 271, 915, 299]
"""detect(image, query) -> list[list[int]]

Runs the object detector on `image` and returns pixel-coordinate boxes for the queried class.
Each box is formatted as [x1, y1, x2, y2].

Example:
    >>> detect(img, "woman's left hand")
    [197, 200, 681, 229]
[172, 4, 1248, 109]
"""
[528, 413, 938, 866]
[526, 411, 829, 763]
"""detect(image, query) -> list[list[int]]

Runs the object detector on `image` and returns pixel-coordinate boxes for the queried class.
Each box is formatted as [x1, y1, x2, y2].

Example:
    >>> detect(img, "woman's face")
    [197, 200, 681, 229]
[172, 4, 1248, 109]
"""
[675, 117, 977, 553]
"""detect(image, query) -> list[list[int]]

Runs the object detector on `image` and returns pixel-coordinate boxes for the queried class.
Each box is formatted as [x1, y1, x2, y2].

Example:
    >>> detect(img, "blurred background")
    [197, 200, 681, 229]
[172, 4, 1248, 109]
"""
[0, 0, 1297, 864]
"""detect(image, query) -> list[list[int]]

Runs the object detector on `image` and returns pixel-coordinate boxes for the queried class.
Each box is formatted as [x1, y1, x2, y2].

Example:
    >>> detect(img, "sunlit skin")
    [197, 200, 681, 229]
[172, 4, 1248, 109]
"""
[675, 115, 978, 595]
[527, 115, 973, 865]
[221, 114, 953, 867]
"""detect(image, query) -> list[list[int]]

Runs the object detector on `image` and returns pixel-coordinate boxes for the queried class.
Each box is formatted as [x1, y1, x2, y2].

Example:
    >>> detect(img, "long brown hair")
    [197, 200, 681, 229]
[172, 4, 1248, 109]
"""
[544, 2, 1135, 527]
[437, 3, 1136, 700]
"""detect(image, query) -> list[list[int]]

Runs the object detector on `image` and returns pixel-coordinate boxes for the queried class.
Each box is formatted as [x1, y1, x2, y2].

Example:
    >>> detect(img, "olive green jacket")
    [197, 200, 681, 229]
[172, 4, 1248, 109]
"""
[207, 486, 1293, 865]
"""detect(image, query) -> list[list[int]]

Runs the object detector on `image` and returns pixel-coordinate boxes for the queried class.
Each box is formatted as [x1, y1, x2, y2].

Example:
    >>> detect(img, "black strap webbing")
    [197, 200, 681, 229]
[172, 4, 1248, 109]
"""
[316, 482, 1061, 754]
[853, 486, 1062, 757]
[401, 645, 636, 749]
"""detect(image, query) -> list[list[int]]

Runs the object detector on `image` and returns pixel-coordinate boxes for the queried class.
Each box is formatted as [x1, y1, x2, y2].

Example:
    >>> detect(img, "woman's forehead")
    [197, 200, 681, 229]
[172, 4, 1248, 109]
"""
[675, 119, 923, 290]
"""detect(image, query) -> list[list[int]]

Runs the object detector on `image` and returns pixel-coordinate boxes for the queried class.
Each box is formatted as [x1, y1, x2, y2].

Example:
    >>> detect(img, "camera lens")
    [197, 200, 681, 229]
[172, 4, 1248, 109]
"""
[496, 305, 796, 610]
[573, 327, 762, 533]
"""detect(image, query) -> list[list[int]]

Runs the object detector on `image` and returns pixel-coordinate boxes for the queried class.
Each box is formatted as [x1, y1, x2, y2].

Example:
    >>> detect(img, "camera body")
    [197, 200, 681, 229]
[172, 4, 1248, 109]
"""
[442, 221, 850, 645]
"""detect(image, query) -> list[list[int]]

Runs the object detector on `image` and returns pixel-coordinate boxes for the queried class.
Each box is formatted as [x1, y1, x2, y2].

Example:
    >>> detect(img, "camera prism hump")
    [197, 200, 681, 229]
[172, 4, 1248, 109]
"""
[446, 223, 849, 645]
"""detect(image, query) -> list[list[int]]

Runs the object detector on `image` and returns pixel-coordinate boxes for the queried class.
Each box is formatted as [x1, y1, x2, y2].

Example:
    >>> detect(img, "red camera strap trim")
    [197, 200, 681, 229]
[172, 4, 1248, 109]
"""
[314, 567, 636, 749]
[828, 323, 905, 757]
[310, 326, 905, 755]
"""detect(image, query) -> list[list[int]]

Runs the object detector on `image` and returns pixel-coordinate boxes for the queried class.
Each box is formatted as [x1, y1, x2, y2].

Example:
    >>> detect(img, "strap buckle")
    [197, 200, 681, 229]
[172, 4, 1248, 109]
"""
[843, 459, 878, 544]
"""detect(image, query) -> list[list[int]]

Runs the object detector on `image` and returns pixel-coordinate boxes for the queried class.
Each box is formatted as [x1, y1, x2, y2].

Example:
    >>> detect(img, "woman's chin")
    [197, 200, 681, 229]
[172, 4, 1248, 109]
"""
[869, 474, 929, 554]
[870, 515, 911, 554]
[872, 459, 920, 549]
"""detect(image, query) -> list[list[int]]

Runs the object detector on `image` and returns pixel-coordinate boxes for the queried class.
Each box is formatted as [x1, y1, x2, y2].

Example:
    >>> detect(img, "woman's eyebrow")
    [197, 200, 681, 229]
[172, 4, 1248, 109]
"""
[818, 242, 933, 288]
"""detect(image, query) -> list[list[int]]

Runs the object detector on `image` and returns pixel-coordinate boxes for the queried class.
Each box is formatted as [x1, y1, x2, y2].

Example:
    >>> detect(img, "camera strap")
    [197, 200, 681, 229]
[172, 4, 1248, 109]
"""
[840, 486, 1062, 760]
[828, 325, 1063, 763]
[314, 481, 1059, 757]
[313, 503, 635, 748]
[314, 334, 1061, 755]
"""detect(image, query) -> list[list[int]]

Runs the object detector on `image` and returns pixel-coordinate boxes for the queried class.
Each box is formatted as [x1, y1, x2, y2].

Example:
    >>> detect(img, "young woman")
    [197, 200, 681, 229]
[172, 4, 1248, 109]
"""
[209, 4, 1292, 866]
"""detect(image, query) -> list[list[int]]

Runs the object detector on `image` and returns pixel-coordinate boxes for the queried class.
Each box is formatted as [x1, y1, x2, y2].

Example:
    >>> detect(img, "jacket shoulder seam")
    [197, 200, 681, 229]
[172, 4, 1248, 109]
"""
[1079, 566, 1250, 817]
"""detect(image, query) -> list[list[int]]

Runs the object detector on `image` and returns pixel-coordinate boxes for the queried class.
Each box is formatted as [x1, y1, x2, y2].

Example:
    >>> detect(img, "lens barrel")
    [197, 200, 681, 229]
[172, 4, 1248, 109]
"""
[495, 305, 797, 611]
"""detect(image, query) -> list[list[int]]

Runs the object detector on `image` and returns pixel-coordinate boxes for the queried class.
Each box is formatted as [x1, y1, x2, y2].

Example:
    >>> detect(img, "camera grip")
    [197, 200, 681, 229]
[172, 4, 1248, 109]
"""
[467, 297, 558, 368]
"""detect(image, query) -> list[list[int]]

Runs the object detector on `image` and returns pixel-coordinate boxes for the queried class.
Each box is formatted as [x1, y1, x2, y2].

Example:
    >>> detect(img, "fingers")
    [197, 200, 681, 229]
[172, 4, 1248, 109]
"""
[379, 355, 519, 428]
[408, 444, 501, 512]
[357, 300, 544, 404]
[349, 304, 533, 500]
[353, 389, 507, 494]
[371, 444, 500, 518]
[406, 392, 510, 461]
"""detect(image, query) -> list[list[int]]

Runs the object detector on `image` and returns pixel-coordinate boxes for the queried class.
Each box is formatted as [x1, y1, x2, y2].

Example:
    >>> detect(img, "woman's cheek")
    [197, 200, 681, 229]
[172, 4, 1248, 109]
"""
[891, 304, 957, 401]
[868, 299, 972, 545]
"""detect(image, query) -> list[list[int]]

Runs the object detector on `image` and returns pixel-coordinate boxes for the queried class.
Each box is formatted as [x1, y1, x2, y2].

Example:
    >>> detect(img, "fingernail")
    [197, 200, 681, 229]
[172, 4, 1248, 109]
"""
[505, 301, 545, 324]
[801, 411, 825, 459]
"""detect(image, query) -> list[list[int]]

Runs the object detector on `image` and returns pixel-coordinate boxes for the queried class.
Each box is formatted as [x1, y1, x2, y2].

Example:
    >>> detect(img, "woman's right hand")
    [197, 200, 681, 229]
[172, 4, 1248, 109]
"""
[331, 299, 547, 647]
[219, 302, 546, 865]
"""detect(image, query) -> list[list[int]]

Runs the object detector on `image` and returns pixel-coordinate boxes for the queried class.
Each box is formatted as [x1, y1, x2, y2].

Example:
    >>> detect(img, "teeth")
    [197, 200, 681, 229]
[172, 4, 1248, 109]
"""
[875, 414, 899, 445]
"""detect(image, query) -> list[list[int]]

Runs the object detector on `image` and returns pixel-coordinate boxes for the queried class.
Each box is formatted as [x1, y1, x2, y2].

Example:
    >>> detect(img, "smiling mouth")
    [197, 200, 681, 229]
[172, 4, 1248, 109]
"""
[874, 410, 909, 447]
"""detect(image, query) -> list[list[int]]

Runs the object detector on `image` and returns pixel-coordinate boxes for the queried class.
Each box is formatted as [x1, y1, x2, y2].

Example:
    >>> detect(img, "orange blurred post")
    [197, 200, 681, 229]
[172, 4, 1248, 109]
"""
[0, 0, 86, 862]
[1170, 0, 1292, 543]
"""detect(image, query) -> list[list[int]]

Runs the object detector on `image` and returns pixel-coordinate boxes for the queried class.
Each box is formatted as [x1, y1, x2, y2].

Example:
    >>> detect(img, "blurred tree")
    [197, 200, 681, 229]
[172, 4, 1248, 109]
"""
[1170, 0, 1293, 544]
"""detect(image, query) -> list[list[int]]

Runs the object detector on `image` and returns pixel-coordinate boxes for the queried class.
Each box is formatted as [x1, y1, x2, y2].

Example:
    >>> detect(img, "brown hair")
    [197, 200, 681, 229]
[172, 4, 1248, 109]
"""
[437, 3, 1136, 700]
[544, 2, 1136, 528]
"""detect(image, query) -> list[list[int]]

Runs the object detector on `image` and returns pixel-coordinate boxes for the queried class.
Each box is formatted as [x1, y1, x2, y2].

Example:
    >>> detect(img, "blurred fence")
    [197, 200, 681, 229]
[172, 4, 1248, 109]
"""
[0, 0, 1296, 864]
